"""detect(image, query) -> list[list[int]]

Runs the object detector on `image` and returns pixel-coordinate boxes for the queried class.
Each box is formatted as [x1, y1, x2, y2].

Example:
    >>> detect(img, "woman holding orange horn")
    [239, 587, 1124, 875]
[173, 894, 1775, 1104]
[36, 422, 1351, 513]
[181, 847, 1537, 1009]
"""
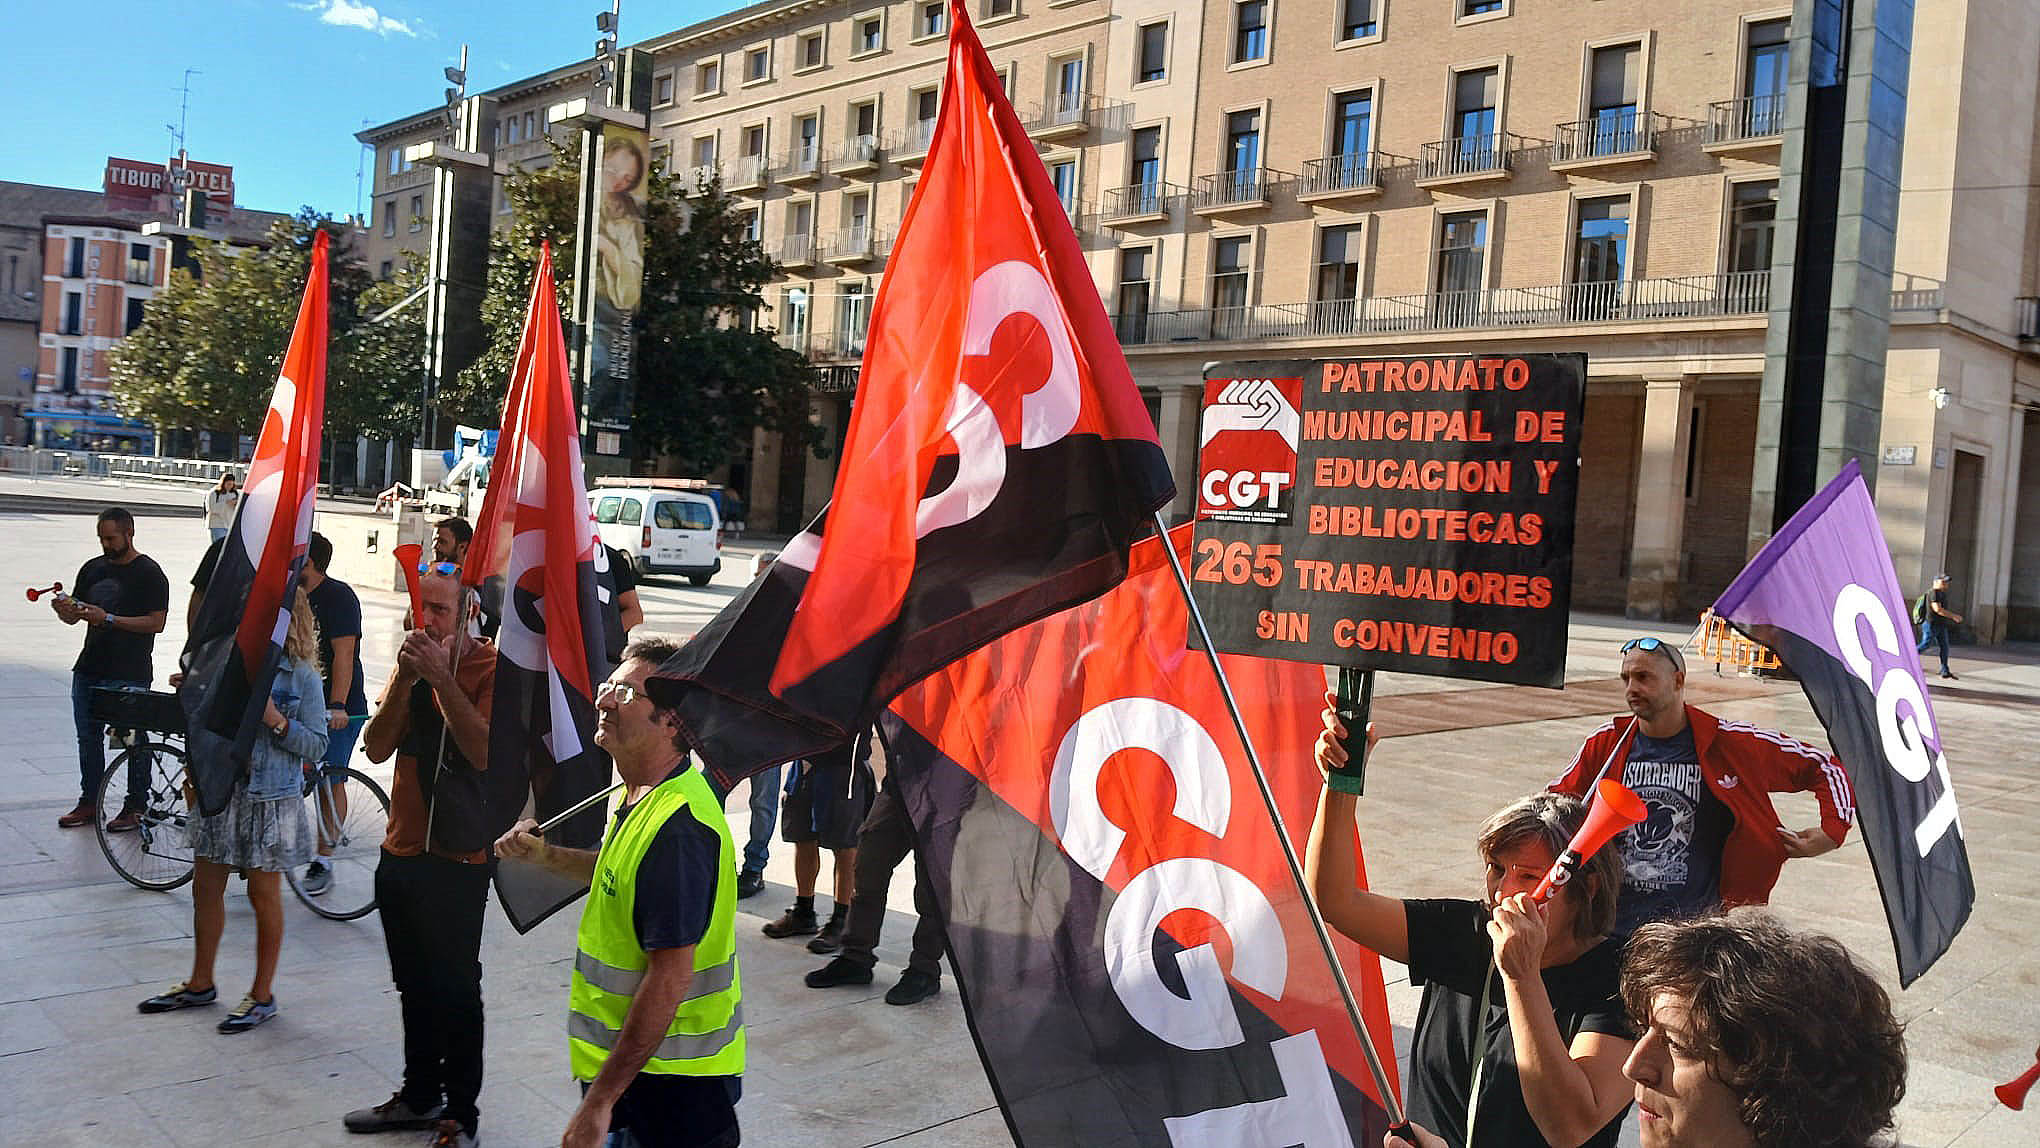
[1306, 699, 1635, 1148]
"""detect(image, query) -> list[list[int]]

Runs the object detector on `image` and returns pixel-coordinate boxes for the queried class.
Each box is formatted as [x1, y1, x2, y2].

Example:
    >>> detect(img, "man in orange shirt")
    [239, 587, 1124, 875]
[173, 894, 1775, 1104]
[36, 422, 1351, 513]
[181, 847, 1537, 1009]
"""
[344, 568, 497, 1148]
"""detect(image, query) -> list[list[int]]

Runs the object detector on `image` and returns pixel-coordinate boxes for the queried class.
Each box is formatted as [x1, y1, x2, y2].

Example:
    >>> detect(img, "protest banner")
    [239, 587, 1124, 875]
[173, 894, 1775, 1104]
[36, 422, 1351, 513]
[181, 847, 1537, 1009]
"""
[1190, 354, 1586, 688]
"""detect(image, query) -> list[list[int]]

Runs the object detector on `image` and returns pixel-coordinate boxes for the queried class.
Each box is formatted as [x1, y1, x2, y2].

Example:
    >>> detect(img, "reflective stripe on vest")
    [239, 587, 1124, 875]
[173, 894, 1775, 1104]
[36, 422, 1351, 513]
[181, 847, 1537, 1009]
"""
[568, 767, 743, 1080]
[574, 950, 738, 1000]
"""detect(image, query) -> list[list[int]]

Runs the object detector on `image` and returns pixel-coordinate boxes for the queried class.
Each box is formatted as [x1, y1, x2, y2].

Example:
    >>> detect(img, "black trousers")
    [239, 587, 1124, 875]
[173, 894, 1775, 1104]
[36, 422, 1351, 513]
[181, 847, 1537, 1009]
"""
[838, 780, 946, 978]
[376, 850, 493, 1134]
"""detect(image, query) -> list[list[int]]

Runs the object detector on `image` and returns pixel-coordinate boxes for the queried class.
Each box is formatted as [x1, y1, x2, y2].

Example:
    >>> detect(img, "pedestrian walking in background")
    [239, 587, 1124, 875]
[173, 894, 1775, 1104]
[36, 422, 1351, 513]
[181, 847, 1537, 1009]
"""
[1916, 572, 1962, 679]
[300, 532, 367, 895]
[204, 472, 240, 542]
[138, 587, 327, 1034]
[51, 507, 169, 831]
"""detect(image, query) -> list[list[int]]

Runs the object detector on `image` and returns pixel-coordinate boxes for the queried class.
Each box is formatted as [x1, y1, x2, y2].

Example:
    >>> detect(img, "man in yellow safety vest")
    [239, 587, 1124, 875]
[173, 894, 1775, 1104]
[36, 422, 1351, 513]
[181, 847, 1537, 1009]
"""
[497, 637, 744, 1148]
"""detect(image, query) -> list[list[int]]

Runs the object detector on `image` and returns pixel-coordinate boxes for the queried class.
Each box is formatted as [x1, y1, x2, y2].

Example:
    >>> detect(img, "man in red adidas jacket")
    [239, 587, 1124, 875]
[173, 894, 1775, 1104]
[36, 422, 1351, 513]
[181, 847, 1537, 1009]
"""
[1549, 638, 1855, 934]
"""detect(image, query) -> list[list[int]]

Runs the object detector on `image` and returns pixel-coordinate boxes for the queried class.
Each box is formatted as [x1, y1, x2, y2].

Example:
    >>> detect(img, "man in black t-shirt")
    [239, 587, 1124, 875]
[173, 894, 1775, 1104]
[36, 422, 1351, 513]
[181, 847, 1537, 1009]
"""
[51, 508, 171, 831]
[1916, 572, 1961, 679]
[300, 533, 368, 895]
[1310, 711, 1634, 1148]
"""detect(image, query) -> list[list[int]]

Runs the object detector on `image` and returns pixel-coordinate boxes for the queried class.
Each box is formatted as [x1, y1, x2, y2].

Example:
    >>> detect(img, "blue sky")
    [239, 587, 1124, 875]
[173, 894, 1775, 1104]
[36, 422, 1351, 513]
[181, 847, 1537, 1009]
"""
[2, 1, 720, 220]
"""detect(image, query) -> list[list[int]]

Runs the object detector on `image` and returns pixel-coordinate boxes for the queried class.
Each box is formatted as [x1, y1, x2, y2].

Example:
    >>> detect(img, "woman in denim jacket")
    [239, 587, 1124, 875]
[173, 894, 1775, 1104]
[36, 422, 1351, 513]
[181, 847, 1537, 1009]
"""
[139, 588, 328, 1033]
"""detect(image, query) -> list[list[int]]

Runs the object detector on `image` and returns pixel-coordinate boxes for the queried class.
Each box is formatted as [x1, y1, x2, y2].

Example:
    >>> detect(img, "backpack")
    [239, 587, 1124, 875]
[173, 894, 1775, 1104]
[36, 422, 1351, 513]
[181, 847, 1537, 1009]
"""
[1912, 593, 1930, 626]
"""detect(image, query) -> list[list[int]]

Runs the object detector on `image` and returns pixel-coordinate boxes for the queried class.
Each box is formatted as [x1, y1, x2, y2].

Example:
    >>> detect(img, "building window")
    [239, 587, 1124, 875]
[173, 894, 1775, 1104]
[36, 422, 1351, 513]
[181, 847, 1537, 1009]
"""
[846, 190, 871, 236]
[851, 100, 879, 141]
[1571, 197, 1629, 318]
[1331, 90, 1373, 162]
[60, 346, 79, 392]
[739, 208, 761, 244]
[1587, 43, 1642, 155]
[1225, 109, 1262, 177]
[379, 260, 394, 280]
[62, 291, 82, 335]
[855, 15, 884, 55]
[1729, 180, 1778, 274]
[382, 201, 396, 237]
[1450, 67, 1500, 170]
[1128, 125, 1162, 190]
[912, 87, 940, 149]
[984, 0, 1015, 17]
[65, 237, 84, 279]
[1233, 0, 1268, 64]
[127, 242, 151, 285]
[524, 110, 537, 139]
[795, 113, 821, 166]
[742, 124, 768, 159]
[125, 297, 146, 334]
[781, 285, 810, 342]
[918, 1, 946, 39]
[1211, 236, 1251, 334]
[1435, 211, 1488, 303]
[1744, 19, 1790, 134]
[1340, 0, 1377, 41]
[1461, 0, 1504, 16]
[409, 194, 425, 232]
[1137, 22, 1168, 83]
[387, 148, 401, 176]
[1049, 158, 1078, 211]
[745, 46, 771, 83]
[653, 71, 675, 106]
[838, 280, 870, 357]
[798, 31, 825, 70]
[1054, 56, 1085, 113]
[1116, 247, 1153, 342]
[692, 136, 717, 170]
[698, 59, 721, 95]
[1315, 224, 1363, 330]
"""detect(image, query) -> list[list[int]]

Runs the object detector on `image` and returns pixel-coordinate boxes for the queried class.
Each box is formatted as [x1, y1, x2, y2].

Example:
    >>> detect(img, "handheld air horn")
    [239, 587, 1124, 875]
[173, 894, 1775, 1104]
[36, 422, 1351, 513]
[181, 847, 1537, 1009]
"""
[1533, 778, 1648, 902]
[393, 543, 425, 623]
[26, 581, 63, 602]
[1998, 1046, 2040, 1110]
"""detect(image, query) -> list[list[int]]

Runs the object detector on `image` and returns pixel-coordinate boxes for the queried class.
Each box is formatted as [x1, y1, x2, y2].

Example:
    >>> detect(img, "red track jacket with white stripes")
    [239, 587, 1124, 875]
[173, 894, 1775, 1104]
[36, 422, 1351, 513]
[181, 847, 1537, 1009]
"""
[1548, 705, 1856, 909]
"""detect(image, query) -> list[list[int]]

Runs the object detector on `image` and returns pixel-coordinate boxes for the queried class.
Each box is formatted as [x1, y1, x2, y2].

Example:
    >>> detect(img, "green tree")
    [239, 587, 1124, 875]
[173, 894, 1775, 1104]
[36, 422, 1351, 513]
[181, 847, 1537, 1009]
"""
[452, 140, 821, 473]
[108, 209, 422, 447]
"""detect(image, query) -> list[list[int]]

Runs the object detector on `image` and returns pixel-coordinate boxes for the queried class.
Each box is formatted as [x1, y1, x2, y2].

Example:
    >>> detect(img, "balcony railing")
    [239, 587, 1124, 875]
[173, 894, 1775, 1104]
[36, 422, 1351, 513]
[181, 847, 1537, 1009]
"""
[1298, 154, 1381, 199]
[2018, 297, 2040, 340]
[896, 121, 938, 164]
[1418, 132, 1522, 183]
[779, 142, 823, 182]
[832, 134, 881, 175]
[1193, 167, 1281, 212]
[775, 326, 810, 354]
[1707, 93, 1786, 147]
[822, 227, 881, 264]
[1109, 271, 1775, 345]
[1553, 110, 1663, 164]
[1101, 182, 1178, 223]
[727, 154, 768, 192]
[776, 234, 817, 267]
[1028, 90, 1093, 138]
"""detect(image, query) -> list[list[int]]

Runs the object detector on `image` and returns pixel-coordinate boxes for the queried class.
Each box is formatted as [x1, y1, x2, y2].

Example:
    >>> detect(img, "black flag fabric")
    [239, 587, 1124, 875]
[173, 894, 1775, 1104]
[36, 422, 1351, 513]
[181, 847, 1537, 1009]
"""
[1713, 459, 1973, 985]
[646, 0, 1174, 793]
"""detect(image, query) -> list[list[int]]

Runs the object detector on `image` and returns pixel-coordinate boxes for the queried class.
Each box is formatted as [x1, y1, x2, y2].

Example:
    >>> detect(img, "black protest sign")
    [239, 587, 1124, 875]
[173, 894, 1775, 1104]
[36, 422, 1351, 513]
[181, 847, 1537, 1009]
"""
[1190, 354, 1586, 687]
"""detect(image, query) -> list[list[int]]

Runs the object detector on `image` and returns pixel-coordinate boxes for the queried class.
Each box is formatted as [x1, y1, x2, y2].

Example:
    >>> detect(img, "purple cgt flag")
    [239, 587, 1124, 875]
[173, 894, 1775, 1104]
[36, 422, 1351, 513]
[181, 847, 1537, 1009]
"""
[1714, 459, 1972, 986]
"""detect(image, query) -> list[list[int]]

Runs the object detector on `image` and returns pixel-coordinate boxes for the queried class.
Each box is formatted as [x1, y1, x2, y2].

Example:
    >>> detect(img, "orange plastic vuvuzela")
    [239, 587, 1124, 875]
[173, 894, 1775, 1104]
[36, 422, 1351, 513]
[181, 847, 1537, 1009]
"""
[394, 543, 425, 623]
[1998, 1046, 2040, 1110]
[1533, 778, 1648, 902]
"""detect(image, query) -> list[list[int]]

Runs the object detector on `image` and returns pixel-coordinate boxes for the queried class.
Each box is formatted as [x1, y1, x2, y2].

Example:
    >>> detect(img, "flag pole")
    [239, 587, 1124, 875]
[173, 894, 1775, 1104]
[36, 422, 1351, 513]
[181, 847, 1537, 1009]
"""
[1151, 512, 1408, 1129]
[535, 779, 626, 836]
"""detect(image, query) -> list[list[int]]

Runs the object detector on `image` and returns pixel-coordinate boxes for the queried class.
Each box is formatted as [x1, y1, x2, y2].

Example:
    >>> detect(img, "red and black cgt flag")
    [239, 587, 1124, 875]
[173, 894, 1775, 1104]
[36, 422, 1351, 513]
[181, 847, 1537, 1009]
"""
[179, 230, 330, 816]
[647, 0, 1175, 790]
[884, 525, 1399, 1147]
[467, 246, 619, 929]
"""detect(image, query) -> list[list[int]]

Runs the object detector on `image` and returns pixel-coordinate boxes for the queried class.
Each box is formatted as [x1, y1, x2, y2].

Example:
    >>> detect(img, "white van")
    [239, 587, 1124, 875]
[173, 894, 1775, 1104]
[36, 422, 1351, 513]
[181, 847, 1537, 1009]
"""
[590, 488, 723, 586]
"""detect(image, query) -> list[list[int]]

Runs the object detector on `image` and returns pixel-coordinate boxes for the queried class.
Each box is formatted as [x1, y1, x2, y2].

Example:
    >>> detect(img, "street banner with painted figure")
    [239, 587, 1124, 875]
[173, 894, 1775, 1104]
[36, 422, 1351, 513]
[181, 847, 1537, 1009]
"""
[884, 524, 1398, 1147]
[179, 230, 328, 816]
[466, 245, 620, 931]
[1713, 459, 1973, 985]
[646, 0, 1175, 793]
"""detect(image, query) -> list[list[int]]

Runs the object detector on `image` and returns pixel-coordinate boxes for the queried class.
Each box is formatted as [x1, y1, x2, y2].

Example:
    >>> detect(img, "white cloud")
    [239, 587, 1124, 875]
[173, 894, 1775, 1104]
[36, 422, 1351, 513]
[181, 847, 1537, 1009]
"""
[294, 0, 416, 38]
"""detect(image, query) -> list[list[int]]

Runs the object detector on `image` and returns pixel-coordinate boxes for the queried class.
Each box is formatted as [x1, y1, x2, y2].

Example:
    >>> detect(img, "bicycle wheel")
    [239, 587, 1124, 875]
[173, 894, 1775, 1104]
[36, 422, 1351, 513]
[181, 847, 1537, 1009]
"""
[96, 742, 195, 892]
[288, 768, 390, 921]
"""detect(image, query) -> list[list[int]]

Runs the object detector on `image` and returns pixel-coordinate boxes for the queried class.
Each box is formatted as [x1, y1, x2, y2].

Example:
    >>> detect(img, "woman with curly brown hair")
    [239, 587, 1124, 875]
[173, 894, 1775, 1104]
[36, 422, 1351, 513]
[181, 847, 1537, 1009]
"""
[1619, 909, 1906, 1148]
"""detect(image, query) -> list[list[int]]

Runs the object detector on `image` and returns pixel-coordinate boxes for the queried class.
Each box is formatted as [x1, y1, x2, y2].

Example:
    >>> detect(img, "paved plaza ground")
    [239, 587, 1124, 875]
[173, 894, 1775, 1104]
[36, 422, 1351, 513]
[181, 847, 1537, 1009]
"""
[1, 487, 2035, 1146]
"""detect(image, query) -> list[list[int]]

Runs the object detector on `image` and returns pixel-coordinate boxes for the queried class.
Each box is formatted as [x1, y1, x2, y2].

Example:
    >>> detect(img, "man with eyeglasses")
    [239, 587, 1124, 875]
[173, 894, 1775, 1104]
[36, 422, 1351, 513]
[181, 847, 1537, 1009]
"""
[1547, 637, 1855, 935]
[346, 567, 498, 1148]
[496, 637, 744, 1148]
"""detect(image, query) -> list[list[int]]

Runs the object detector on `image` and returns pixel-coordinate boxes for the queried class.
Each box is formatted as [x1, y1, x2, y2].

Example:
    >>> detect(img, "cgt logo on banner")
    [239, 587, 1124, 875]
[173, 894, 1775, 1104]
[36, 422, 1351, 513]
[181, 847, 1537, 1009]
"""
[885, 525, 1396, 1147]
[1198, 376, 1304, 524]
[1830, 583, 1962, 856]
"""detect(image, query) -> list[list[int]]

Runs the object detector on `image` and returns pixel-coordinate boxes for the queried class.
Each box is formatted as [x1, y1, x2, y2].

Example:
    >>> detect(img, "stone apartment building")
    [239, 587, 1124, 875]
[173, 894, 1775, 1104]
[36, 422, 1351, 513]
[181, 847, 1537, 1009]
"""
[357, 0, 2040, 637]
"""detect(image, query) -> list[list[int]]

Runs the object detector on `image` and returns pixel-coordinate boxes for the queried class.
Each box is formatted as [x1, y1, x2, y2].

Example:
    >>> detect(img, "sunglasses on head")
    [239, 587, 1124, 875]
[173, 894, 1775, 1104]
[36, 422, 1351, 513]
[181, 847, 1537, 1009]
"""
[417, 561, 461, 577]
[1621, 636, 1686, 669]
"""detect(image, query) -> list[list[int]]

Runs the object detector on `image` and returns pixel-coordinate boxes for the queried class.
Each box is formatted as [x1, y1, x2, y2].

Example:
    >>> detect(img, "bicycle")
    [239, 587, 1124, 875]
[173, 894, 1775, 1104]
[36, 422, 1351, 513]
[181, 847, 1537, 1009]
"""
[90, 688, 391, 920]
